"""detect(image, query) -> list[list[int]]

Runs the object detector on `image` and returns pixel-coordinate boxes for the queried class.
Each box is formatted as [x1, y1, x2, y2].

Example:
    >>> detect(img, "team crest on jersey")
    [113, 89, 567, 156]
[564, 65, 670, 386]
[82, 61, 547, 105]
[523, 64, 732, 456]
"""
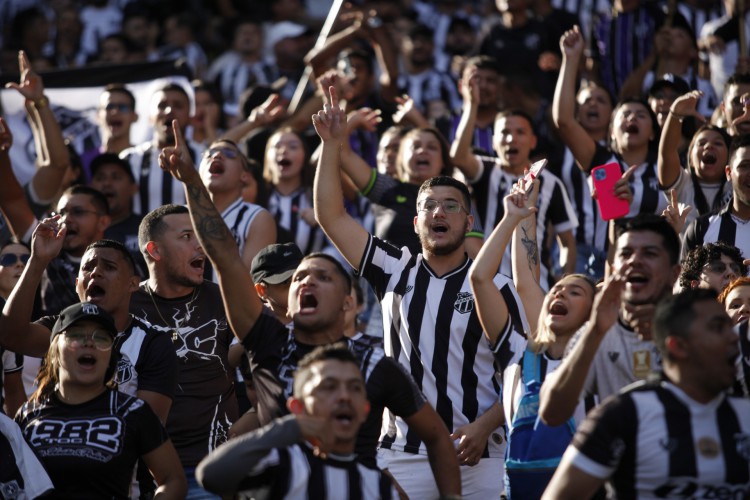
[736, 433, 750, 461]
[454, 292, 474, 314]
[608, 352, 619, 362]
[116, 356, 134, 385]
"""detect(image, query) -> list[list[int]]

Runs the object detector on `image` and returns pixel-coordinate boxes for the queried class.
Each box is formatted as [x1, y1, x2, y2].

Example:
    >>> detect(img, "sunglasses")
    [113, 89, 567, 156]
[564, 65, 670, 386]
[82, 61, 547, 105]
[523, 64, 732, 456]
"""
[419, 199, 467, 214]
[0, 253, 30, 267]
[203, 147, 239, 159]
[703, 261, 742, 275]
[62, 329, 114, 351]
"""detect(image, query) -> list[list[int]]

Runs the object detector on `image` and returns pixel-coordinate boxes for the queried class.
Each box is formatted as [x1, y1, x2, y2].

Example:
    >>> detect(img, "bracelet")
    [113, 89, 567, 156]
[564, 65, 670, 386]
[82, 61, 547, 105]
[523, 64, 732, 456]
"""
[32, 96, 49, 108]
[668, 109, 685, 122]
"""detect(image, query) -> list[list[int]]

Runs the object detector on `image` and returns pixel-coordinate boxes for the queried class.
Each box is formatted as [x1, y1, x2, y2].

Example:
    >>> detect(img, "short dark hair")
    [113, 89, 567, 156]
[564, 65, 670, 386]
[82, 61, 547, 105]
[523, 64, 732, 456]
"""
[154, 83, 190, 104]
[653, 288, 718, 357]
[90, 153, 135, 183]
[724, 73, 750, 98]
[293, 343, 360, 397]
[495, 109, 537, 137]
[614, 214, 681, 265]
[687, 125, 729, 172]
[85, 239, 136, 276]
[417, 176, 472, 213]
[729, 134, 750, 162]
[138, 204, 189, 256]
[61, 185, 110, 216]
[462, 55, 499, 75]
[300, 253, 353, 292]
[679, 242, 746, 288]
[102, 83, 136, 110]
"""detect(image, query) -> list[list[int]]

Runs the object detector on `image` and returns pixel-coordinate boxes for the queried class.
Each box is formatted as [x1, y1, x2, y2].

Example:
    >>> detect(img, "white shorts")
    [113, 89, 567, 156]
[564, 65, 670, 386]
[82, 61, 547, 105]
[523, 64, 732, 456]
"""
[377, 448, 504, 499]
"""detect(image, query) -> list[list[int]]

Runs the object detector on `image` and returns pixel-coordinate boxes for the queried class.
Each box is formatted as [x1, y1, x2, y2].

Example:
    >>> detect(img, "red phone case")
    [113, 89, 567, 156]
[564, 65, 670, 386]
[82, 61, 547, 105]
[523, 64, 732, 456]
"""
[591, 162, 630, 221]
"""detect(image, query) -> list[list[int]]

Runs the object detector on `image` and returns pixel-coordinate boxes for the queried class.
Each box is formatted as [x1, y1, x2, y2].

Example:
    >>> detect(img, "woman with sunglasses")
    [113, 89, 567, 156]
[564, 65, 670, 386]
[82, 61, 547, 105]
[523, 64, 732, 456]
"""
[678, 241, 746, 293]
[15, 302, 186, 499]
[470, 181, 597, 499]
[0, 240, 30, 417]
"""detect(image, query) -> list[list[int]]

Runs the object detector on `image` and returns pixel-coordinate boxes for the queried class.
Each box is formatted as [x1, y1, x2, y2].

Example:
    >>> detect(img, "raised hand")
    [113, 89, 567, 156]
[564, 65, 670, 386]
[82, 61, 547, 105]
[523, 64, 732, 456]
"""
[731, 92, 750, 130]
[560, 25, 584, 59]
[158, 119, 199, 184]
[661, 189, 692, 234]
[312, 86, 347, 143]
[316, 69, 353, 104]
[347, 107, 381, 133]
[670, 90, 706, 125]
[590, 270, 626, 337]
[504, 178, 539, 220]
[459, 68, 481, 106]
[0, 117, 13, 152]
[31, 215, 66, 265]
[4, 51, 44, 102]
[248, 93, 286, 128]
[392, 94, 427, 126]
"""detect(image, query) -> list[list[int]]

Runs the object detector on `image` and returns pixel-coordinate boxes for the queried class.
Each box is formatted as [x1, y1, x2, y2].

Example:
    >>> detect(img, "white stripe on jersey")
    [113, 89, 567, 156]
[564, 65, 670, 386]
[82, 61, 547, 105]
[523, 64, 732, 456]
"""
[700, 212, 750, 259]
[557, 147, 603, 247]
[268, 188, 326, 256]
[361, 236, 529, 457]
[116, 322, 149, 397]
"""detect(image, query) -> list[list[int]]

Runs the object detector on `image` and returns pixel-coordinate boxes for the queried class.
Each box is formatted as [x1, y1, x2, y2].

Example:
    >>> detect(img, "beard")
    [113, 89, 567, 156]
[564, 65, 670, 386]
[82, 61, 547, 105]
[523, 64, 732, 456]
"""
[417, 229, 465, 256]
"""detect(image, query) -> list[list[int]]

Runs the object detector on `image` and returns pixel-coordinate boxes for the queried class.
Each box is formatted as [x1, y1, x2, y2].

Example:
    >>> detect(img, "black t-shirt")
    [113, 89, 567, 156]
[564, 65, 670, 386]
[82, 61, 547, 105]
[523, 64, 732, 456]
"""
[36, 314, 178, 401]
[129, 280, 238, 467]
[16, 390, 168, 499]
[242, 309, 425, 466]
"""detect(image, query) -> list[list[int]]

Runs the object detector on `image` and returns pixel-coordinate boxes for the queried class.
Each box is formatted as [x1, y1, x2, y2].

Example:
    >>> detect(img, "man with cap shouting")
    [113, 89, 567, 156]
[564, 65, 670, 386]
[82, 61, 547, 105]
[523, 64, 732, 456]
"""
[250, 242, 303, 325]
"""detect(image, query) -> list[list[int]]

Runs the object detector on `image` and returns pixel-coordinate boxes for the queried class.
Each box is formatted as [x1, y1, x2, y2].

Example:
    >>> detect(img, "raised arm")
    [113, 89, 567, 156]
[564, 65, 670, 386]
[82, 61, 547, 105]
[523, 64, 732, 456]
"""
[539, 271, 625, 426]
[341, 107, 383, 190]
[221, 94, 285, 144]
[658, 90, 704, 188]
[0, 118, 36, 239]
[470, 182, 537, 345]
[158, 120, 262, 341]
[449, 68, 483, 181]
[6, 52, 69, 203]
[0, 217, 66, 357]
[312, 87, 370, 270]
[552, 27, 596, 172]
[511, 181, 544, 335]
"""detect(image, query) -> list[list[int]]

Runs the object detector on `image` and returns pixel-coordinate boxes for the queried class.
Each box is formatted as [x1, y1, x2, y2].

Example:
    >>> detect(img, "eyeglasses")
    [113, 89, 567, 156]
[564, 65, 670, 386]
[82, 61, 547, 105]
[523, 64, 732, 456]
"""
[203, 147, 239, 159]
[703, 261, 742, 275]
[418, 199, 467, 214]
[104, 103, 132, 113]
[0, 253, 30, 267]
[52, 207, 102, 219]
[62, 329, 114, 351]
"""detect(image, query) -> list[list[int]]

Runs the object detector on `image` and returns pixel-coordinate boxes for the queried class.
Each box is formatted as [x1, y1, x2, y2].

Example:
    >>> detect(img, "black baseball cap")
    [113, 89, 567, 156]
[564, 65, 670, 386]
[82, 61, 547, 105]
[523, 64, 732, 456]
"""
[649, 73, 690, 98]
[51, 302, 117, 339]
[90, 153, 136, 183]
[250, 243, 303, 285]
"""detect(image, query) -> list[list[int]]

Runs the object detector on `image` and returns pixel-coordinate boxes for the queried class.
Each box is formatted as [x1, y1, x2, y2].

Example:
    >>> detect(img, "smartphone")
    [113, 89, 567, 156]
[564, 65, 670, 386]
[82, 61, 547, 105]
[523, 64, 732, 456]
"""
[591, 162, 630, 220]
[523, 159, 547, 193]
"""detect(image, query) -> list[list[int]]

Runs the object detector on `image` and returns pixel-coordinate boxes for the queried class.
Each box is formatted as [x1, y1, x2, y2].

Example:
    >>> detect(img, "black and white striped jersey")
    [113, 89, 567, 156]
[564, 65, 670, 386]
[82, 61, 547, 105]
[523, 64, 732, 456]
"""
[396, 69, 462, 114]
[120, 140, 205, 215]
[268, 188, 326, 256]
[733, 320, 750, 398]
[473, 156, 579, 286]
[549, 147, 605, 249]
[682, 203, 750, 261]
[359, 235, 529, 457]
[206, 52, 274, 116]
[563, 378, 750, 498]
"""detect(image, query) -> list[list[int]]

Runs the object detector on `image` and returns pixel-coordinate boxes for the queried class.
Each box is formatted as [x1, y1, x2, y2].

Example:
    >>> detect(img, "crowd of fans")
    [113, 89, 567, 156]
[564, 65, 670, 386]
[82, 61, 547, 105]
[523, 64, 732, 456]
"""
[0, 0, 750, 498]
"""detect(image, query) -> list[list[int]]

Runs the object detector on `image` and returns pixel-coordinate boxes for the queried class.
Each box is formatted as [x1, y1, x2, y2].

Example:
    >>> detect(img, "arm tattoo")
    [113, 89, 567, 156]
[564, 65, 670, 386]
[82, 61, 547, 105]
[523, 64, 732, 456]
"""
[185, 183, 233, 254]
[520, 225, 538, 270]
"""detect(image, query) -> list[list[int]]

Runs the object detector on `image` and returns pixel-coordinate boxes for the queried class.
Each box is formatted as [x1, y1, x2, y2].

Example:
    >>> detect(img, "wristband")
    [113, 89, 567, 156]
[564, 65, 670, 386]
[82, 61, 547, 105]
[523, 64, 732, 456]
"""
[668, 109, 685, 122]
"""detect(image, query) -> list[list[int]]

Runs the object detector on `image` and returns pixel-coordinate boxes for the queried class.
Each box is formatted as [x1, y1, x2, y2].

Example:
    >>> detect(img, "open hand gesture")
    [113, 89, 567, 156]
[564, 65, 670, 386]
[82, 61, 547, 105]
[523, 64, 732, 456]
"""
[312, 86, 347, 143]
[661, 188, 692, 234]
[31, 215, 66, 265]
[670, 90, 706, 125]
[158, 120, 199, 184]
[5, 51, 44, 102]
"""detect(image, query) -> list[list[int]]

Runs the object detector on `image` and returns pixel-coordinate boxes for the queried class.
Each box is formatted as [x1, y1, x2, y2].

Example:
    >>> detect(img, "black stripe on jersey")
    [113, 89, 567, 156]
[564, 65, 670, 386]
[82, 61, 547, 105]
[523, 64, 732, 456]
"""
[639, 163, 659, 215]
[161, 168, 172, 211]
[718, 215, 737, 244]
[139, 147, 151, 214]
[461, 308, 483, 424]
[655, 388, 697, 478]
[307, 449, 326, 497]
[717, 399, 750, 484]
[273, 447, 292, 498]
[379, 472, 394, 500]
[348, 465, 362, 500]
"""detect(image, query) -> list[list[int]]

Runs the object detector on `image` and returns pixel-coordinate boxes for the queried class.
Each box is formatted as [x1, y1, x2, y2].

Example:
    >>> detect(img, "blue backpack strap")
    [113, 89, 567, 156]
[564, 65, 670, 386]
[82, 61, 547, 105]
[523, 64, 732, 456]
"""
[522, 347, 541, 385]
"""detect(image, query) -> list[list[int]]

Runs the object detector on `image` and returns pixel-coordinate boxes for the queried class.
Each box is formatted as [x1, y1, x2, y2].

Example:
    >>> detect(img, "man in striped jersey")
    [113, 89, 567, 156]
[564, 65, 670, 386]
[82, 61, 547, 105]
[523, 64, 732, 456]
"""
[543, 289, 750, 499]
[683, 135, 750, 259]
[196, 344, 398, 499]
[158, 119, 462, 498]
[120, 83, 205, 216]
[314, 87, 528, 498]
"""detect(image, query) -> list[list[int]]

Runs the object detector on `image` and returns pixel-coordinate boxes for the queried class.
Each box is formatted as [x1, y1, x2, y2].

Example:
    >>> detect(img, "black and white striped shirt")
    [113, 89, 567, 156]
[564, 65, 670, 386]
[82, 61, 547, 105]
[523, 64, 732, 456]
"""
[473, 157, 579, 286]
[268, 188, 326, 256]
[564, 378, 750, 498]
[733, 321, 750, 398]
[359, 235, 529, 457]
[120, 141, 205, 215]
[206, 52, 275, 116]
[396, 69, 462, 115]
[682, 202, 750, 261]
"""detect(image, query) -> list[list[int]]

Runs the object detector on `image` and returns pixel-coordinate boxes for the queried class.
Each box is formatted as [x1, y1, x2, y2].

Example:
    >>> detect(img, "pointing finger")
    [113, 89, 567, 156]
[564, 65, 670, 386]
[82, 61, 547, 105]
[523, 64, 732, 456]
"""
[621, 164, 638, 183]
[171, 120, 184, 149]
[670, 188, 678, 208]
[329, 85, 338, 110]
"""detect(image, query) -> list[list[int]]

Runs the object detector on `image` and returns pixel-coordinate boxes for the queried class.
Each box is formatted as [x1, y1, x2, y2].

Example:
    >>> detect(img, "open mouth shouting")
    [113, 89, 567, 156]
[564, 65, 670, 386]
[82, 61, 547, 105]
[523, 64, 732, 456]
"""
[624, 123, 640, 135]
[85, 283, 107, 303]
[549, 301, 568, 317]
[298, 290, 319, 315]
[208, 160, 225, 176]
[190, 255, 206, 274]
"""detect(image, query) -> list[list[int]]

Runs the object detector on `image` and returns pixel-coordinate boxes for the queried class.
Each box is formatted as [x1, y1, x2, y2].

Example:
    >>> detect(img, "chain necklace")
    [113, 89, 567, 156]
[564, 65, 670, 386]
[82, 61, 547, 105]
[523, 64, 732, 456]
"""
[146, 284, 199, 341]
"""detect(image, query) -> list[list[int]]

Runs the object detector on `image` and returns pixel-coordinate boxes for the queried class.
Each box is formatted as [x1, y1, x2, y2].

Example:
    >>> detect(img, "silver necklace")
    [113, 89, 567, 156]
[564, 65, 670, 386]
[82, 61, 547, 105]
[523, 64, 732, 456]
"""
[146, 285, 199, 341]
